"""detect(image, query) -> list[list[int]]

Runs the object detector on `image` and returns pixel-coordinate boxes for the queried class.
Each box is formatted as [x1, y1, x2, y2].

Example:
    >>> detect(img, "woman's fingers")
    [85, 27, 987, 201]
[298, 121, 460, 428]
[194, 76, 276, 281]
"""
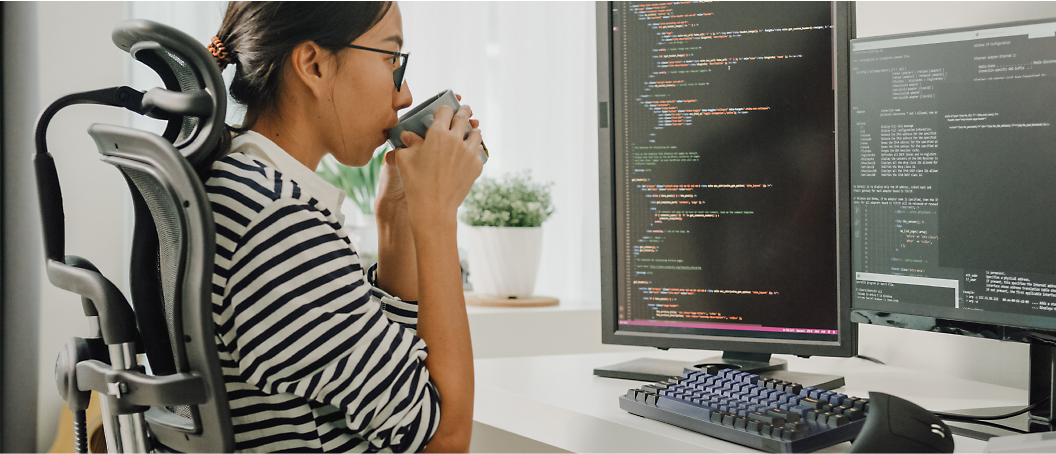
[429, 105, 456, 136]
[449, 105, 473, 139]
[466, 128, 484, 154]
[400, 130, 425, 148]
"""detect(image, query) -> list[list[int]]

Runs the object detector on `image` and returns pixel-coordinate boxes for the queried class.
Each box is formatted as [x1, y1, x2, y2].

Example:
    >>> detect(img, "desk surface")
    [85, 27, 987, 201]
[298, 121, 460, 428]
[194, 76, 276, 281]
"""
[473, 349, 1027, 453]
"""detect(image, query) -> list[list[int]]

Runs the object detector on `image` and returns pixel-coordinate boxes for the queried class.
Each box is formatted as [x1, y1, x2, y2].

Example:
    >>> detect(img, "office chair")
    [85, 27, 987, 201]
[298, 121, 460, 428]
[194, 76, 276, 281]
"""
[37, 19, 233, 453]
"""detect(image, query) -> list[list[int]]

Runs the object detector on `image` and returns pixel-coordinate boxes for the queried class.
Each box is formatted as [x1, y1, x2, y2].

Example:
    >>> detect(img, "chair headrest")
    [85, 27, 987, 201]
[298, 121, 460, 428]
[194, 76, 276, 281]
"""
[111, 19, 228, 169]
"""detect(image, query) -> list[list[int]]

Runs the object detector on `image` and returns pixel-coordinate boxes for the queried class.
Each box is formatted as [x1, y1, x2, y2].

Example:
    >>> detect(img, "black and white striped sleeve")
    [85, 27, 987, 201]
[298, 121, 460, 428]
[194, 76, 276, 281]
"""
[219, 195, 440, 452]
[367, 263, 421, 332]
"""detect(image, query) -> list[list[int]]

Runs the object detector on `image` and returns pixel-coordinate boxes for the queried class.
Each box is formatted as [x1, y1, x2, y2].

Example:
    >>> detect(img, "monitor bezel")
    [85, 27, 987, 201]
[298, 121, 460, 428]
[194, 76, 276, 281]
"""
[597, 1, 858, 357]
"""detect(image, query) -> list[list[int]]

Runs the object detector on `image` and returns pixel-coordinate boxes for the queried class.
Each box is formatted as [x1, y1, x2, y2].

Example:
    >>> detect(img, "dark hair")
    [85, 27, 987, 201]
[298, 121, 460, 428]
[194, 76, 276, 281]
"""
[216, 1, 393, 130]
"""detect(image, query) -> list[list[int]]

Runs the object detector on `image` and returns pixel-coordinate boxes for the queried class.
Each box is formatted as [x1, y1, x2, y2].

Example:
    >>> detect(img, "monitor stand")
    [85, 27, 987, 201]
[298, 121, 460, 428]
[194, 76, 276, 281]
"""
[593, 351, 846, 390]
[943, 337, 1056, 441]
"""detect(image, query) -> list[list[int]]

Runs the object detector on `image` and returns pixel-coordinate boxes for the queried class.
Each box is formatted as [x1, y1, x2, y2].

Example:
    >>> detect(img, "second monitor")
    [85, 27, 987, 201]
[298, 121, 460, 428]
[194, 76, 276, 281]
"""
[596, 1, 856, 384]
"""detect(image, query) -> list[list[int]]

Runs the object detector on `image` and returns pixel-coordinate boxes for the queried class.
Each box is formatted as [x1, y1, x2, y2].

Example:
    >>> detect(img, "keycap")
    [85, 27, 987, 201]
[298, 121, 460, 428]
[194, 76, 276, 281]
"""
[734, 417, 748, 430]
[853, 398, 869, 412]
[657, 395, 714, 419]
[842, 407, 864, 421]
[797, 397, 821, 409]
[746, 420, 762, 434]
[768, 408, 799, 423]
[783, 429, 806, 441]
[789, 405, 812, 418]
[710, 411, 725, 424]
[827, 414, 849, 428]
[643, 383, 668, 392]
[747, 411, 786, 427]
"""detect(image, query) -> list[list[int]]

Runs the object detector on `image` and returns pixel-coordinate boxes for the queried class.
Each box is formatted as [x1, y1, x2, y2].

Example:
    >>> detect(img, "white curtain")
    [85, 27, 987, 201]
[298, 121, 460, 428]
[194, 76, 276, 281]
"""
[130, 1, 602, 304]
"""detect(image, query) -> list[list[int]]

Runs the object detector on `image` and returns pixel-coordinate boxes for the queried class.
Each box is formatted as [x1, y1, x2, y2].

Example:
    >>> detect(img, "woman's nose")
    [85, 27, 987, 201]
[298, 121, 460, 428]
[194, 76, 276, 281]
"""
[396, 80, 412, 110]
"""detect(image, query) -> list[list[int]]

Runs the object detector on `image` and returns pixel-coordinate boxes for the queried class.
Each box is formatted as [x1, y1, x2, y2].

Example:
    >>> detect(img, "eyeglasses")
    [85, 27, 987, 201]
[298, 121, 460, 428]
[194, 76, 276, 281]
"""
[347, 44, 410, 92]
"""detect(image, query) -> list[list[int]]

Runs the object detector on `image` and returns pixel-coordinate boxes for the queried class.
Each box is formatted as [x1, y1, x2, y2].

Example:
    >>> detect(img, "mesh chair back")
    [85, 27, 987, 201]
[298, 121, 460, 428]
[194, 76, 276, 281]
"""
[90, 124, 232, 452]
[111, 19, 232, 451]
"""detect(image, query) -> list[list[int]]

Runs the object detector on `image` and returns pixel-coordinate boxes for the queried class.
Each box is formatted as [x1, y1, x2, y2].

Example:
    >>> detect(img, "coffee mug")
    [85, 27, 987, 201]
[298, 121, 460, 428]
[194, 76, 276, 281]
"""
[387, 89, 489, 164]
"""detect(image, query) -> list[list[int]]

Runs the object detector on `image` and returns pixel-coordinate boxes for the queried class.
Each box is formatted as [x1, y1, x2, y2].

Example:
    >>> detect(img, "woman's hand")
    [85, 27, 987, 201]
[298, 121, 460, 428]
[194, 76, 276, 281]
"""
[374, 96, 478, 223]
[392, 104, 484, 226]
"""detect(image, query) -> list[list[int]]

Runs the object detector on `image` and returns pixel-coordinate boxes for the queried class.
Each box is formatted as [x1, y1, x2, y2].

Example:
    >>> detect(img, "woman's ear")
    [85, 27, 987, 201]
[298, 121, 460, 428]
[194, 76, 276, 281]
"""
[289, 41, 334, 100]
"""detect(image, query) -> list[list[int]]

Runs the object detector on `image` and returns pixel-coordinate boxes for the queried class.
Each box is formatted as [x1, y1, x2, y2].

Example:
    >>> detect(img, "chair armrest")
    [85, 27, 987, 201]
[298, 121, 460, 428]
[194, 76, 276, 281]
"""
[76, 360, 206, 415]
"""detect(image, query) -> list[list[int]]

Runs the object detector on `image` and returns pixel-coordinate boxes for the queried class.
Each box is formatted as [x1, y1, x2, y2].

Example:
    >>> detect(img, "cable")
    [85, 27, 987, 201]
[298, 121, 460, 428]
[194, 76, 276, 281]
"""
[944, 418, 1028, 435]
[73, 410, 88, 454]
[854, 355, 885, 365]
[934, 396, 1050, 421]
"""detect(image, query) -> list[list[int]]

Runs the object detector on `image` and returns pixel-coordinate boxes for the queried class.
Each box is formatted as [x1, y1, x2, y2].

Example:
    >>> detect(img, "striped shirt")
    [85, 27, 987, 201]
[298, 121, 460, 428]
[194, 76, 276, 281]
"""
[206, 132, 439, 452]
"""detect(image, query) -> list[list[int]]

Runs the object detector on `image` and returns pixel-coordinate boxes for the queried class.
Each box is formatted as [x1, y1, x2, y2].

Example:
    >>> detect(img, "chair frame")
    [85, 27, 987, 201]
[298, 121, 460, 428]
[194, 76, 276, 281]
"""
[38, 19, 233, 453]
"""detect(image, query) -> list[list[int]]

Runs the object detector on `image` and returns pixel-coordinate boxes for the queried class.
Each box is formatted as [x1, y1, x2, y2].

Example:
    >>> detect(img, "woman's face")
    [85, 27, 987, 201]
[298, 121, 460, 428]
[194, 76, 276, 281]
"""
[329, 3, 413, 167]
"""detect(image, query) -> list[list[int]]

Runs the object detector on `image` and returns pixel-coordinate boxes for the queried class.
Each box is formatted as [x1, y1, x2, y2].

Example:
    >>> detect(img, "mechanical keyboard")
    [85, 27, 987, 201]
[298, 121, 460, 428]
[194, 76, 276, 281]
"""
[620, 368, 869, 453]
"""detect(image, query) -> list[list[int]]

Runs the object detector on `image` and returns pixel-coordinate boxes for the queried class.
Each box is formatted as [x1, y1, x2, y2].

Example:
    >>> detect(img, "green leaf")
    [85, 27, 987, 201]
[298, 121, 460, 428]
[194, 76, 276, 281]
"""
[315, 146, 389, 215]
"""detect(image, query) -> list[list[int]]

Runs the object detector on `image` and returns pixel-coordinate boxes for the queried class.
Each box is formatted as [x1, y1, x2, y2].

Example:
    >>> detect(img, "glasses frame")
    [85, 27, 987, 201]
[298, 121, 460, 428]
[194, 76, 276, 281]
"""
[347, 44, 410, 92]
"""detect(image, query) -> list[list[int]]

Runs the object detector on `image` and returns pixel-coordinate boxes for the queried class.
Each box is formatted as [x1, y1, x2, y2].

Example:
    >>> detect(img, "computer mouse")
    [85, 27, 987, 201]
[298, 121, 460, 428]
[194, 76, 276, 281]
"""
[848, 391, 954, 453]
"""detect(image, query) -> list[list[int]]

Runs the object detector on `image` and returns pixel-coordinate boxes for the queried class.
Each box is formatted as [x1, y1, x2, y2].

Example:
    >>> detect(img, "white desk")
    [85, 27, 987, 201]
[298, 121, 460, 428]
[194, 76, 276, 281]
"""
[470, 350, 1028, 453]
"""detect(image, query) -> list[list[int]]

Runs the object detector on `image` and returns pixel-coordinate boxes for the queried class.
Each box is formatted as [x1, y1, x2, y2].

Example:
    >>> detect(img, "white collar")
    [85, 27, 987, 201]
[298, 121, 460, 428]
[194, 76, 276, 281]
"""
[231, 130, 347, 226]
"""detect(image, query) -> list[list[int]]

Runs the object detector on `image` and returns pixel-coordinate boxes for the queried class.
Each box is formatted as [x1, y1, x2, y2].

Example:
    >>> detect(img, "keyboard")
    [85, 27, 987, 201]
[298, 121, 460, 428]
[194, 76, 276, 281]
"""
[620, 368, 869, 453]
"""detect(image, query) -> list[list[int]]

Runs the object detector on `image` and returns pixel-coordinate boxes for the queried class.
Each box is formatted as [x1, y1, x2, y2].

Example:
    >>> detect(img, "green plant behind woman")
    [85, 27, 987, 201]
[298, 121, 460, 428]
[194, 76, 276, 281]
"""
[317, 145, 388, 216]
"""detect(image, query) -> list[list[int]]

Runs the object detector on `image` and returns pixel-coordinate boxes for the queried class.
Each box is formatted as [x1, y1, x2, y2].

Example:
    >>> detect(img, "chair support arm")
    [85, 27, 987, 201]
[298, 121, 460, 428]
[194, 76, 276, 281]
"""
[76, 360, 207, 415]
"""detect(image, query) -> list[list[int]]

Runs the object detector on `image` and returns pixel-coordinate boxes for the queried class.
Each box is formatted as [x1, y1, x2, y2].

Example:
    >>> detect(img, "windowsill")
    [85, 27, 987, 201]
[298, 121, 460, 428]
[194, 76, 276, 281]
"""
[464, 294, 601, 315]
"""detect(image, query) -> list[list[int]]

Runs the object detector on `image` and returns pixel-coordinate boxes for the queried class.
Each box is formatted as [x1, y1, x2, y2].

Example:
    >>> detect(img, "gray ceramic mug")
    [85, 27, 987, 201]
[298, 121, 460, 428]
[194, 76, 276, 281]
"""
[387, 89, 489, 164]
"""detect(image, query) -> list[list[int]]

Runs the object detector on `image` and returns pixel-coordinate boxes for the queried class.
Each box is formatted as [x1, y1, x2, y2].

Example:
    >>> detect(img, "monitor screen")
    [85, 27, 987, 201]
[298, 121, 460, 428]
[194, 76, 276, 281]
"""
[850, 19, 1056, 333]
[598, 1, 855, 357]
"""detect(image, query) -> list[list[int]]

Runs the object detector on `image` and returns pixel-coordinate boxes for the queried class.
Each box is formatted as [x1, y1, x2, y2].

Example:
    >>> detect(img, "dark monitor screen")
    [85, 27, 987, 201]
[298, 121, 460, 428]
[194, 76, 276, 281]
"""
[849, 19, 1056, 333]
[598, 1, 856, 357]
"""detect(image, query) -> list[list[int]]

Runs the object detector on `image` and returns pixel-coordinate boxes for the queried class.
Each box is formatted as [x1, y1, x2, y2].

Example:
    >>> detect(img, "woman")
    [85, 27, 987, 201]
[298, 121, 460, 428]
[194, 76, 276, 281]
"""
[205, 2, 480, 452]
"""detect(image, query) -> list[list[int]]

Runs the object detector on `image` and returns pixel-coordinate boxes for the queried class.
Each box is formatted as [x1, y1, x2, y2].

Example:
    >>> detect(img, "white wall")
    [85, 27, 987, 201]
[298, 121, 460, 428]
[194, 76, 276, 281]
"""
[3, 4, 43, 451]
[2, 2, 132, 450]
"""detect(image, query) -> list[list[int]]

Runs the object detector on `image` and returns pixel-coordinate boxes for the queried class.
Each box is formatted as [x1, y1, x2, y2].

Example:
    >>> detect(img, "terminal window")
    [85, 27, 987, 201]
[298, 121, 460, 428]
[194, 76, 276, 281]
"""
[851, 22, 1056, 326]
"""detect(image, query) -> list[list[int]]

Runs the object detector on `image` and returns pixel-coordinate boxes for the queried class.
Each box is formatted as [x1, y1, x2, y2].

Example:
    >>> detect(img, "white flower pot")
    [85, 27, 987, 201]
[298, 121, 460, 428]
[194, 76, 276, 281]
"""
[463, 226, 543, 299]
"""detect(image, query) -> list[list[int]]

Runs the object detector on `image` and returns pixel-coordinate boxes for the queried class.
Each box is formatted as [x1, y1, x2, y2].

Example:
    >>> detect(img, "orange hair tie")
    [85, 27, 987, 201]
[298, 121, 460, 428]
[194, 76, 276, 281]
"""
[207, 36, 231, 69]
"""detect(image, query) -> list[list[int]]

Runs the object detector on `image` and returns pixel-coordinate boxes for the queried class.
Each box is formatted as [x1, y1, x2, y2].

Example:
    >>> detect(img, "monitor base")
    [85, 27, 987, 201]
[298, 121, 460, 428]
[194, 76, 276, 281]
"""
[593, 354, 846, 390]
[940, 338, 1056, 441]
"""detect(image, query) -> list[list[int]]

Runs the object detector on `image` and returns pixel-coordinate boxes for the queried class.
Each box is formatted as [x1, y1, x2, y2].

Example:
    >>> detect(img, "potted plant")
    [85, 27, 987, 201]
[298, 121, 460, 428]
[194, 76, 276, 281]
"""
[459, 171, 555, 300]
[317, 146, 386, 266]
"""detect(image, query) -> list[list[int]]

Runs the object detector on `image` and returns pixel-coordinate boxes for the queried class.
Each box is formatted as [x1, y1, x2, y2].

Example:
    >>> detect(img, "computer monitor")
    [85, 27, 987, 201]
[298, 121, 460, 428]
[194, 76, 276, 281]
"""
[596, 1, 857, 387]
[848, 18, 1056, 438]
